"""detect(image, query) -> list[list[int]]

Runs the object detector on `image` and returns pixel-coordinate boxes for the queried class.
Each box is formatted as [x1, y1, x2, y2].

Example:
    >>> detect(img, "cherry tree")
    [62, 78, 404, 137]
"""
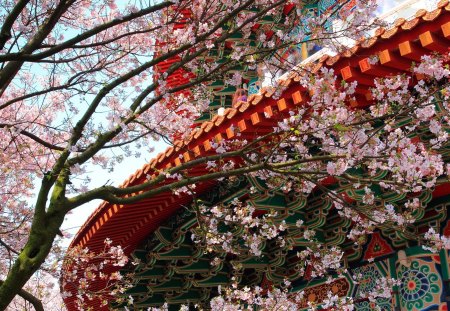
[1, 0, 448, 309]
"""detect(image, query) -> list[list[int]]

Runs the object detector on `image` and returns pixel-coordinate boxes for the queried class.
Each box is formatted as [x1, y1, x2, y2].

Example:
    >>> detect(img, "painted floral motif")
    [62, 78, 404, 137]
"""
[354, 265, 381, 295]
[298, 277, 350, 309]
[353, 264, 393, 311]
[397, 259, 442, 311]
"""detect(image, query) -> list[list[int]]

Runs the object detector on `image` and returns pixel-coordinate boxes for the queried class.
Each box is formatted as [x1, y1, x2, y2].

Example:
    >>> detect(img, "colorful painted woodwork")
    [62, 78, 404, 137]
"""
[117, 173, 450, 309]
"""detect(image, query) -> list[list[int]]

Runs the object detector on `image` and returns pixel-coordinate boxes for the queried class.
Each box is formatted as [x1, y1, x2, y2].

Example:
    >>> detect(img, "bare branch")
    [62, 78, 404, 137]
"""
[0, 280, 44, 311]
[0, 0, 31, 49]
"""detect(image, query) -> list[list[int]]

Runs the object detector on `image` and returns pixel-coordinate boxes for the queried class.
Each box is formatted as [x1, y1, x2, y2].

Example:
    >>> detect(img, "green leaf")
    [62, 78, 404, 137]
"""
[334, 124, 350, 132]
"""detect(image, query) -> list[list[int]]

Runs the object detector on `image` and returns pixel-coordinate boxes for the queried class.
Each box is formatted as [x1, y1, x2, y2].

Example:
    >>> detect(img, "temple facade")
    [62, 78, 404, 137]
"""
[64, 0, 450, 310]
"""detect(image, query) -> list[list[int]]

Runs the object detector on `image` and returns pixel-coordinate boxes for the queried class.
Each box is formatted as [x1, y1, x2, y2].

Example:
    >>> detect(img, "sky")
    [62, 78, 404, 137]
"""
[61, 141, 168, 246]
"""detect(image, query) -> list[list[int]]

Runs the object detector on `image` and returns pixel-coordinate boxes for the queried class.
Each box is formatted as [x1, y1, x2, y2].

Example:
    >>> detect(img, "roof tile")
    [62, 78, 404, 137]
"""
[394, 18, 406, 27]
[424, 8, 442, 21]
[343, 45, 359, 57]
[415, 9, 427, 18]
[204, 121, 214, 132]
[227, 108, 238, 119]
[210, 115, 219, 123]
[312, 62, 324, 73]
[251, 95, 263, 105]
[439, 0, 449, 8]
[280, 78, 292, 87]
[223, 108, 233, 117]
[157, 152, 165, 162]
[214, 115, 225, 126]
[361, 37, 378, 48]
[375, 27, 385, 36]
[402, 17, 421, 30]
[292, 72, 303, 82]
[326, 55, 340, 66]
[165, 147, 174, 158]
[319, 55, 330, 63]
[381, 26, 399, 39]
[238, 101, 250, 112]
[143, 163, 151, 174]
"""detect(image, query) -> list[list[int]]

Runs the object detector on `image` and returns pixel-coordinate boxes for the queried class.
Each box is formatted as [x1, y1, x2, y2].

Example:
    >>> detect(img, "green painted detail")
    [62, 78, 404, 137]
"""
[151, 277, 189, 292]
[125, 284, 148, 295]
[193, 273, 231, 287]
[236, 256, 269, 269]
[324, 213, 350, 235]
[268, 248, 288, 267]
[225, 32, 244, 41]
[194, 112, 211, 123]
[249, 193, 287, 210]
[259, 15, 276, 24]
[247, 176, 269, 192]
[353, 262, 389, 299]
[440, 250, 450, 282]
[166, 289, 209, 304]
[155, 226, 177, 245]
[134, 293, 167, 307]
[228, 64, 245, 72]
[341, 241, 363, 262]
[304, 205, 329, 228]
[206, 80, 225, 89]
[287, 196, 307, 211]
[155, 245, 197, 260]
[134, 266, 166, 279]
[131, 249, 148, 262]
[208, 99, 222, 108]
[175, 260, 213, 274]
[122, 174, 450, 309]
[355, 300, 392, 311]
[215, 85, 236, 95]
[283, 213, 305, 225]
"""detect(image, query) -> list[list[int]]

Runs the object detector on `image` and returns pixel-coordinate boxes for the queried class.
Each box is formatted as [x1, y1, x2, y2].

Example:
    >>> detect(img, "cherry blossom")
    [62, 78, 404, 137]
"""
[0, 0, 449, 309]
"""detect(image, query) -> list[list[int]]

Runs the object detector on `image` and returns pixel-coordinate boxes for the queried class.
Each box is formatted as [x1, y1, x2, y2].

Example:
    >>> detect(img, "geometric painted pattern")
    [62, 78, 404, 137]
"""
[297, 277, 352, 310]
[121, 180, 450, 310]
[363, 232, 395, 261]
[396, 254, 443, 311]
[353, 261, 394, 311]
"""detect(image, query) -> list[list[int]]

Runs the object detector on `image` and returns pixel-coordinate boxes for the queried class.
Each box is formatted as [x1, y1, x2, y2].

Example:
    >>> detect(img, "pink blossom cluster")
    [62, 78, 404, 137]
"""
[423, 227, 450, 252]
[61, 239, 135, 310]
[192, 198, 287, 256]
[210, 282, 305, 311]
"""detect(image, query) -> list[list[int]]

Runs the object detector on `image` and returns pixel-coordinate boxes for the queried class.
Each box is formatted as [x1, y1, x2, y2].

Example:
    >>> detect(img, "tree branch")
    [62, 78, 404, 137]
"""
[0, 0, 73, 96]
[0, 0, 30, 49]
[0, 239, 20, 255]
[0, 280, 44, 311]
[0, 1, 173, 62]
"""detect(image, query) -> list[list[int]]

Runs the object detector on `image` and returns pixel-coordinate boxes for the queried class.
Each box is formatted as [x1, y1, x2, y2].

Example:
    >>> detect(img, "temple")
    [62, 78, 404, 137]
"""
[64, 0, 450, 310]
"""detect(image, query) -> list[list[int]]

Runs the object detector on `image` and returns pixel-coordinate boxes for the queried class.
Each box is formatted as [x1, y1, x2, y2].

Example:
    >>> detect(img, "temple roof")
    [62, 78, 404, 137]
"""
[71, 0, 450, 252]
[65, 1, 450, 309]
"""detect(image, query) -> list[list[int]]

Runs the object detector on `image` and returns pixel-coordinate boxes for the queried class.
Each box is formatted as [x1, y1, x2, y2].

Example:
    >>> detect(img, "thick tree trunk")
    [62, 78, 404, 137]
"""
[0, 211, 64, 310]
